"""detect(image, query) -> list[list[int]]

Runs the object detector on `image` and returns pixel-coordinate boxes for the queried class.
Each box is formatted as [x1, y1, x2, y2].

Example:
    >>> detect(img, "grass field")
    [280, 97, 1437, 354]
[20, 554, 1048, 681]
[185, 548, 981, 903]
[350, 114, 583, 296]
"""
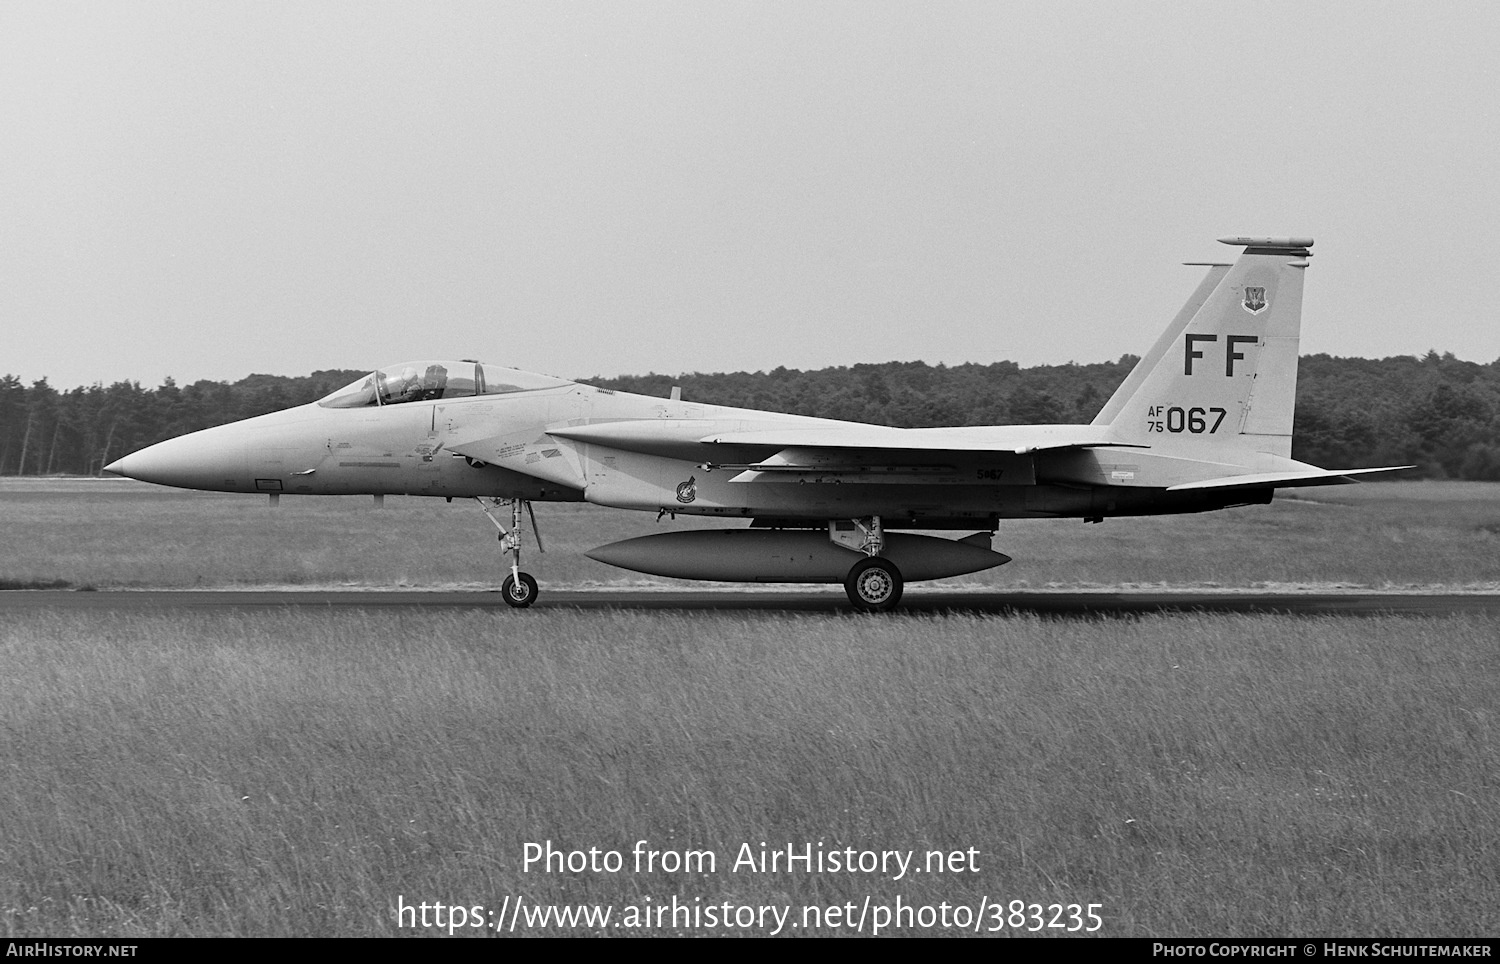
[2, 480, 1498, 937]
[2, 609, 1497, 937]
[5, 478, 1500, 591]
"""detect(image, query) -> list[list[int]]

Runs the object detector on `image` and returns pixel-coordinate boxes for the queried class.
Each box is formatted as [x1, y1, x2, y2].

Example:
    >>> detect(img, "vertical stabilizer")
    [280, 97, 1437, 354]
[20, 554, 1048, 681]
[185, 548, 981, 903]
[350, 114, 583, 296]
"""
[1101, 237, 1312, 461]
[1093, 261, 1232, 426]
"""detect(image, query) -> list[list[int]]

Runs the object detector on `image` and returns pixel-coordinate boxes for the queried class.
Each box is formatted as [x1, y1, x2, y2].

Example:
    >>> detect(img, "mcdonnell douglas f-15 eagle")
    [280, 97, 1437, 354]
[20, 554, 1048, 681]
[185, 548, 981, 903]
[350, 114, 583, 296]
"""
[106, 237, 1405, 611]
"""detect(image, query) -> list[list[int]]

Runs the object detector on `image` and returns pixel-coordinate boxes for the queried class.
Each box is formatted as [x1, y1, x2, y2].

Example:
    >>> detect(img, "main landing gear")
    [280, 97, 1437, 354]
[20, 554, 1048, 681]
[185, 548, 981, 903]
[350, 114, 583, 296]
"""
[832, 516, 904, 613]
[475, 497, 543, 608]
[845, 556, 903, 612]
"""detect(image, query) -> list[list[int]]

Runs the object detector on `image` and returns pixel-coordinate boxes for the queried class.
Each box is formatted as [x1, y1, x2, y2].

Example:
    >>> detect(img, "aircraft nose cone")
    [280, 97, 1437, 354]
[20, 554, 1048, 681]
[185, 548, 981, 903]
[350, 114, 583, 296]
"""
[101, 428, 250, 490]
[102, 454, 136, 478]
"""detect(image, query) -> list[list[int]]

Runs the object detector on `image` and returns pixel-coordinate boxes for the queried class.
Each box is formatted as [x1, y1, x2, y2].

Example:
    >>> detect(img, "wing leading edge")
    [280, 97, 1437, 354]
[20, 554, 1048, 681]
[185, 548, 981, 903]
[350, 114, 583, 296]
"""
[700, 424, 1137, 454]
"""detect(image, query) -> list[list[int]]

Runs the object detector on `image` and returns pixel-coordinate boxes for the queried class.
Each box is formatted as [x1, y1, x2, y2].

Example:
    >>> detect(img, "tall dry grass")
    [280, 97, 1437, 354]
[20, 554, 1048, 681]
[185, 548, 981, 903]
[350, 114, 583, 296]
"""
[3, 608, 1496, 936]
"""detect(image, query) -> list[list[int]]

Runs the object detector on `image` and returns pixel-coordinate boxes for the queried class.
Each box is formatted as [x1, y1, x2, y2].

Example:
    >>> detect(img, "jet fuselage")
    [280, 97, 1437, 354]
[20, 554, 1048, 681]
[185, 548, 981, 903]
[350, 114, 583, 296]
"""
[106, 378, 1269, 527]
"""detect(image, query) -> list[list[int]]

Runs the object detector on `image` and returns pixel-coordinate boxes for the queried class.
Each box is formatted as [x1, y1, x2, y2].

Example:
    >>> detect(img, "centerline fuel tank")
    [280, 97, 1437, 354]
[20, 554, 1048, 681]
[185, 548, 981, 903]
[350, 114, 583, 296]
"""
[585, 529, 1010, 583]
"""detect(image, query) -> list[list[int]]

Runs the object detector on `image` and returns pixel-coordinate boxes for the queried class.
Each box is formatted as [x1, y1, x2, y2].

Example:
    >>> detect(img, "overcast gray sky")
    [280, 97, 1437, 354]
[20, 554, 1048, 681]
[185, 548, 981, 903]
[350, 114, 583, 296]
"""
[3, 1, 1496, 390]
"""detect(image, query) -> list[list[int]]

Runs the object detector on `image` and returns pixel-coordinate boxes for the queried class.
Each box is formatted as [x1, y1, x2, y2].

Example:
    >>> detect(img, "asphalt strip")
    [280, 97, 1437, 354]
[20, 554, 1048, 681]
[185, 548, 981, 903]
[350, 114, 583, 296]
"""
[4, 589, 1500, 616]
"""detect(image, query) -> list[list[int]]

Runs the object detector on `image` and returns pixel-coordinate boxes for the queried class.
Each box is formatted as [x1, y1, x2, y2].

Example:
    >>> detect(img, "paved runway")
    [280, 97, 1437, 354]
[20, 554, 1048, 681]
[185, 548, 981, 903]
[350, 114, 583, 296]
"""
[4, 588, 1500, 616]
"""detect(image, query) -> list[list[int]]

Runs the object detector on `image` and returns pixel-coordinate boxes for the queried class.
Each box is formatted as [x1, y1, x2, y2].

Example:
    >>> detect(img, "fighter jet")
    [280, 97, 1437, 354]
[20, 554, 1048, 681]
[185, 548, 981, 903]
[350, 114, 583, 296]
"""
[105, 237, 1405, 610]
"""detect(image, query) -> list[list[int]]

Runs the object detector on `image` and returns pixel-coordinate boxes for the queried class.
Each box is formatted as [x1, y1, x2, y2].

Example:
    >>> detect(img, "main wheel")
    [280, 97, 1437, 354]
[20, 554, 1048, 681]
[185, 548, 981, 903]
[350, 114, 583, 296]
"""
[844, 557, 903, 613]
[501, 572, 539, 608]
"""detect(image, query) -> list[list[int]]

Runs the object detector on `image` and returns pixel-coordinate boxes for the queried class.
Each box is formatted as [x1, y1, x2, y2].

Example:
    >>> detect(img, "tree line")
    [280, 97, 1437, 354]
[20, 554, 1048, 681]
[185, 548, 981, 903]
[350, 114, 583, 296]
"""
[3, 351, 1498, 479]
[0, 370, 365, 478]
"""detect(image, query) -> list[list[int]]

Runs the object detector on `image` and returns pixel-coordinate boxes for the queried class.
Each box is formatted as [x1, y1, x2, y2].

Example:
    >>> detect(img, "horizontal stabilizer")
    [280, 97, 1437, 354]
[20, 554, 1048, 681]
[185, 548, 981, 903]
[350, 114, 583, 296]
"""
[1166, 466, 1412, 492]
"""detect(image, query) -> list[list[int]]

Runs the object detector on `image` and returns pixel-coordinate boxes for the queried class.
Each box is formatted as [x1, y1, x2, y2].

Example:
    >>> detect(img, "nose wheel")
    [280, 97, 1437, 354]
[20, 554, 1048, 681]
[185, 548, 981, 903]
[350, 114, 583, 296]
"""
[501, 571, 539, 608]
[475, 497, 543, 608]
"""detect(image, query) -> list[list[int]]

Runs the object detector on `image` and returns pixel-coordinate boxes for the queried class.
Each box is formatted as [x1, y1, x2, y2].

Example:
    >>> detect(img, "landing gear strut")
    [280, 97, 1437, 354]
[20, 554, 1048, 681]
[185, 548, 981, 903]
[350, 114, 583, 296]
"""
[475, 497, 543, 608]
[832, 516, 904, 612]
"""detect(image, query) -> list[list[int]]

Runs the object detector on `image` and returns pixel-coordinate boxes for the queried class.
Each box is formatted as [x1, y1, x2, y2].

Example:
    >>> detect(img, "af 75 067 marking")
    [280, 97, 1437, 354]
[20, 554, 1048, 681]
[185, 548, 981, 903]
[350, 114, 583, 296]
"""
[1146, 406, 1228, 434]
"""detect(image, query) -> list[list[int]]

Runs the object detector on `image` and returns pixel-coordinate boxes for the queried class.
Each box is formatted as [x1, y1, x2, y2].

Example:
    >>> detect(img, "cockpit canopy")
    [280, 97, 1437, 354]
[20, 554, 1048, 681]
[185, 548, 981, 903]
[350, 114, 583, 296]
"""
[318, 361, 572, 409]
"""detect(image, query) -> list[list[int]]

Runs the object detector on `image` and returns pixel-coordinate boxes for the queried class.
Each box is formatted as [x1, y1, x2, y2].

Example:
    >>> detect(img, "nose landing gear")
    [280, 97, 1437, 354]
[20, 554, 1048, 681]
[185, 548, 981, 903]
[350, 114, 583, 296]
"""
[475, 497, 543, 608]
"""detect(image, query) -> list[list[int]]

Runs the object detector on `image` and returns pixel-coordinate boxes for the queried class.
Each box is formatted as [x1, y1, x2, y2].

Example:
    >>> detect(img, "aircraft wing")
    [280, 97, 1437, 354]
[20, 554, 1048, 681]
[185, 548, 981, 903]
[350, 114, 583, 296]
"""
[702, 424, 1134, 454]
[550, 421, 1135, 458]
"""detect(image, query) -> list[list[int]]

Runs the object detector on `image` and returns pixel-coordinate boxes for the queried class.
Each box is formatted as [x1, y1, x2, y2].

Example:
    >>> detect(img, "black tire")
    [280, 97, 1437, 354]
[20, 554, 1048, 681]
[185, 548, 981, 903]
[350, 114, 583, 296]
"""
[501, 572, 539, 608]
[844, 557, 903, 613]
